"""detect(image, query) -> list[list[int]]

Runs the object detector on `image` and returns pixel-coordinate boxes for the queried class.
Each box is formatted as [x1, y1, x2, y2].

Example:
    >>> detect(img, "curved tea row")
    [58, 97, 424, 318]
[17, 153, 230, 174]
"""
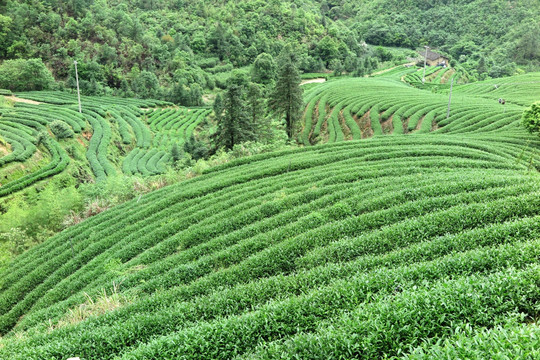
[0, 135, 539, 358]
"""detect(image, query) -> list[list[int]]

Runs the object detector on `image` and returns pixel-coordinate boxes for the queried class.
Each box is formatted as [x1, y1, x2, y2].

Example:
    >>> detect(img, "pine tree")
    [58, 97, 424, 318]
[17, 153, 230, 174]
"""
[247, 83, 272, 142]
[213, 93, 224, 122]
[214, 84, 254, 150]
[269, 45, 304, 140]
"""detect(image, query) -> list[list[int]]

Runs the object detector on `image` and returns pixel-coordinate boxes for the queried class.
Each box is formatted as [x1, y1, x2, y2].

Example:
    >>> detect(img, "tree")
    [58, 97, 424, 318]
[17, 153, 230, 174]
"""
[330, 59, 344, 76]
[0, 15, 12, 57]
[213, 93, 224, 122]
[0, 59, 54, 91]
[251, 53, 276, 85]
[214, 84, 255, 150]
[246, 83, 272, 142]
[514, 22, 540, 63]
[315, 36, 339, 67]
[522, 102, 540, 135]
[67, 60, 105, 96]
[171, 142, 181, 163]
[183, 135, 208, 160]
[269, 45, 304, 140]
[132, 70, 160, 99]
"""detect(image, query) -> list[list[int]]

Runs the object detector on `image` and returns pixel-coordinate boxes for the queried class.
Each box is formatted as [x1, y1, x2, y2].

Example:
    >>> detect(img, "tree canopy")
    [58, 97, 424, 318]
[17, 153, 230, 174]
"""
[0, 59, 54, 91]
[0, 0, 537, 100]
[522, 102, 540, 135]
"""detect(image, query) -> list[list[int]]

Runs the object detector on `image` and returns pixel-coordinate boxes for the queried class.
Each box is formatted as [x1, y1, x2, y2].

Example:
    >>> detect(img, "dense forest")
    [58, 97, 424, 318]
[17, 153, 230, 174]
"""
[0, 0, 539, 103]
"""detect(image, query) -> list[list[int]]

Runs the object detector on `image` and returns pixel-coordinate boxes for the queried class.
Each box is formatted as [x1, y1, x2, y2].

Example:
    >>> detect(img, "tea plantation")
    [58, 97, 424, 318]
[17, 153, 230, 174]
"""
[301, 69, 540, 145]
[0, 91, 209, 196]
[1, 70, 540, 359]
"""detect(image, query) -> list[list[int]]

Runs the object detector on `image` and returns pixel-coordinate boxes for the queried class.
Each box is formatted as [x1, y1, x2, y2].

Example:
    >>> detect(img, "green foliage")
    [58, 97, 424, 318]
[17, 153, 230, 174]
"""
[0, 134, 539, 358]
[301, 72, 540, 145]
[170, 142, 181, 163]
[522, 102, 540, 135]
[213, 93, 224, 122]
[407, 322, 540, 359]
[183, 135, 208, 161]
[49, 120, 74, 139]
[251, 53, 277, 85]
[269, 45, 304, 139]
[0, 0, 537, 104]
[214, 83, 255, 150]
[0, 59, 54, 92]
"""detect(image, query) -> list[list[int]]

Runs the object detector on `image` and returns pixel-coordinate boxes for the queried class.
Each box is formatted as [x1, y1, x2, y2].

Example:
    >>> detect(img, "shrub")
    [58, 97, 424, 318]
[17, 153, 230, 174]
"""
[0, 59, 54, 91]
[49, 120, 74, 139]
[522, 101, 540, 134]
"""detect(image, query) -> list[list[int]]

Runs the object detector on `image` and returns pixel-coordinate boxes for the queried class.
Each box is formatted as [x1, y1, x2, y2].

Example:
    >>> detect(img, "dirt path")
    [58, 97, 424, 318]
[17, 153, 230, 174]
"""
[4, 96, 41, 105]
[300, 78, 326, 86]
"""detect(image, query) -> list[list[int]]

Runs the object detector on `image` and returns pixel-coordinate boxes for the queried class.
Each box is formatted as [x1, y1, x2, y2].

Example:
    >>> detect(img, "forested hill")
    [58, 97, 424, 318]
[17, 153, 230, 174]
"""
[0, 0, 538, 101]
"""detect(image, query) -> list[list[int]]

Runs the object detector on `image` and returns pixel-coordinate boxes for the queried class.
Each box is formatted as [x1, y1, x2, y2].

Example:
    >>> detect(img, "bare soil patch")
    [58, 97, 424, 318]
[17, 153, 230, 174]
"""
[355, 111, 374, 139]
[403, 117, 410, 134]
[338, 110, 352, 140]
[300, 78, 327, 86]
[381, 115, 394, 135]
[4, 96, 41, 105]
[415, 115, 426, 132]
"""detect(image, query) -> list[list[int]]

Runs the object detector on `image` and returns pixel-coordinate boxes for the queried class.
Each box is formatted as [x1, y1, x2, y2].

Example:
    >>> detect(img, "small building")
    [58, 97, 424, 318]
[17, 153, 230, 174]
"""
[423, 50, 449, 67]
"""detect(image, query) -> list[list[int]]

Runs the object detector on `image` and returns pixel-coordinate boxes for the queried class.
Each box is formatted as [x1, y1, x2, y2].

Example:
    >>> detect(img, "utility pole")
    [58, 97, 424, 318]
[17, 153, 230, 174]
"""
[422, 46, 429, 84]
[74, 60, 82, 113]
[446, 77, 454, 119]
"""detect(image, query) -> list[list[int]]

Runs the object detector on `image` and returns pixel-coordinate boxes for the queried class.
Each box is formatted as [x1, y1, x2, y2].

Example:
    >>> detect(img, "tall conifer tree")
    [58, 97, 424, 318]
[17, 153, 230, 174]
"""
[269, 45, 304, 140]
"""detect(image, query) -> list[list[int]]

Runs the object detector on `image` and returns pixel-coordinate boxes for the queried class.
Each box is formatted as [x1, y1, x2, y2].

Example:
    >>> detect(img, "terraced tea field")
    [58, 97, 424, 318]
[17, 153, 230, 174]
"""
[301, 70, 540, 145]
[123, 108, 211, 176]
[0, 133, 539, 359]
[1, 69, 540, 359]
[0, 91, 211, 195]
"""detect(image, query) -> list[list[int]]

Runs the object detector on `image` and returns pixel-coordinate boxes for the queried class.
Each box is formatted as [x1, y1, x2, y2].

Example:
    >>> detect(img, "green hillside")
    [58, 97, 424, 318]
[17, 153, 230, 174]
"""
[1, 48, 540, 360]
[0, 131, 539, 358]
[301, 69, 540, 144]
[0, 91, 213, 198]
[1, 0, 540, 357]
[2, 64, 540, 357]
[1, 70, 538, 199]
[0, 0, 538, 102]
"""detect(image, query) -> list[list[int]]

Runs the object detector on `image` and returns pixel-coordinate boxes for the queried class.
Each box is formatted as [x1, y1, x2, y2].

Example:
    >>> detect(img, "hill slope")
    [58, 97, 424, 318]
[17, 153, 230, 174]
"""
[0, 91, 213, 198]
[0, 132, 539, 358]
[301, 70, 540, 144]
[1, 0, 538, 98]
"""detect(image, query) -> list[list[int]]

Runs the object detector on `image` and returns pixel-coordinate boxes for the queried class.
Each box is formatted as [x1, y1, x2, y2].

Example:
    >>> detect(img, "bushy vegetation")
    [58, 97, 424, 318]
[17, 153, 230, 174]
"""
[0, 0, 537, 103]
[522, 102, 540, 135]
[49, 120, 74, 139]
[0, 59, 54, 92]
